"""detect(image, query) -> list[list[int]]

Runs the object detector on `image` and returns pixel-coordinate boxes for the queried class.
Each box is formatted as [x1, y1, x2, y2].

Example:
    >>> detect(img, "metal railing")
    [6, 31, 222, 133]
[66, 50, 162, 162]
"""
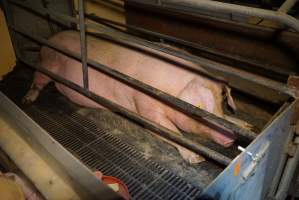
[129, 0, 299, 31]
[2, 0, 295, 166]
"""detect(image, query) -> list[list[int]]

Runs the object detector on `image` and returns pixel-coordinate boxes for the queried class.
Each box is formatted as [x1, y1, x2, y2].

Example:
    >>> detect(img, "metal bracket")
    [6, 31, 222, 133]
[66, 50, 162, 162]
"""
[239, 142, 270, 181]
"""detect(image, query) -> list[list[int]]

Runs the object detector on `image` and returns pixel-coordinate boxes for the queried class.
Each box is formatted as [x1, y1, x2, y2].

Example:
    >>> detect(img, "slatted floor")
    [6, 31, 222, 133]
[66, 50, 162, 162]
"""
[25, 105, 203, 200]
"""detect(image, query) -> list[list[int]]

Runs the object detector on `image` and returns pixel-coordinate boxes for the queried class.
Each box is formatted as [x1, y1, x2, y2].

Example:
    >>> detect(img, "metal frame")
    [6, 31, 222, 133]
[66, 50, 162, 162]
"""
[128, 0, 299, 31]
[2, 0, 270, 165]
[1, 0, 299, 199]
[7, 0, 296, 104]
[0, 91, 123, 200]
[2, 0, 297, 162]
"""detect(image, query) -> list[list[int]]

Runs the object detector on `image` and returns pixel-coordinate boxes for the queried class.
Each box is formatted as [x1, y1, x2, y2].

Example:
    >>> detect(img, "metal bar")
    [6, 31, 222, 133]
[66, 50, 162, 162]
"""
[41, 0, 55, 34]
[88, 0, 124, 10]
[0, 92, 122, 200]
[129, 0, 299, 31]
[9, 0, 295, 99]
[13, 27, 257, 141]
[267, 124, 295, 197]
[83, 12, 292, 79]
[278, 0, 298, 13]
[78, 0, 89, 89]
[18, 57, 233, 166]
[275, 137, 299, 199]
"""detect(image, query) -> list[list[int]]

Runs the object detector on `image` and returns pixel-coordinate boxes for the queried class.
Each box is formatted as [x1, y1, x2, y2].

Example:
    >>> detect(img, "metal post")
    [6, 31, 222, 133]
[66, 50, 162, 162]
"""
[275, 137, 299, 199]
[78, 0, 89, 89]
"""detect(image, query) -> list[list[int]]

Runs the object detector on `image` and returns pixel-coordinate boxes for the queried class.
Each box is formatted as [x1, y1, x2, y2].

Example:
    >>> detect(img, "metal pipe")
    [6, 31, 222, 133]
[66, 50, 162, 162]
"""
[19, 57, 233, 166]
[278, 0, 298, 13]
[13, 27, 257, 141]
[275, 137, 299, 199]
[83, 12, 292, 79]
[78, 0, 89, 89]
[131, 0, 299, 31]
[9, 0, 295, 99]
[267, 125, 295, 197]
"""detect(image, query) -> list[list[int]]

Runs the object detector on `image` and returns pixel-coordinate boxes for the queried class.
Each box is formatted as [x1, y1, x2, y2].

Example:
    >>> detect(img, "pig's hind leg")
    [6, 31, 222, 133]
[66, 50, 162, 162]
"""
[22, 47, 58, 104]
[22, 71, 53, 104]
[135, 96, 204, 164]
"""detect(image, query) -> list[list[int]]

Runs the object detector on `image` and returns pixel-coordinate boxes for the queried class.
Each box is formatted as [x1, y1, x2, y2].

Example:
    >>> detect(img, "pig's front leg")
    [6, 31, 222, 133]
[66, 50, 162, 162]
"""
[135, 96, 204, 164]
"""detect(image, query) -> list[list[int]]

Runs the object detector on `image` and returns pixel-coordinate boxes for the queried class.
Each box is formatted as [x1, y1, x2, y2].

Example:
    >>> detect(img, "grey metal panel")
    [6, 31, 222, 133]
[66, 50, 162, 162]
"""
[201, 100, 298, 200]
[0, 91, 122, 200]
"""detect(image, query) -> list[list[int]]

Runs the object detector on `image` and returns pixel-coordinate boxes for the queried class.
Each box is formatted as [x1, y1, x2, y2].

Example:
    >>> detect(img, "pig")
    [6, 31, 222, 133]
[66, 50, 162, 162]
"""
[23, 31, 236, 164]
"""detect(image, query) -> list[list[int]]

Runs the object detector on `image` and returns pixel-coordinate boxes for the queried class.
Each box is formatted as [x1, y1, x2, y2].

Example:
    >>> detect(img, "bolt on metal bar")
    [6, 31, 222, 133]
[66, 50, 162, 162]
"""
[78, 0, 89, 89]
[19, 57, 233, 166]
[130, 0, 299, 31]
[9, 0, 295, 98]
[14, 27, 257, 142]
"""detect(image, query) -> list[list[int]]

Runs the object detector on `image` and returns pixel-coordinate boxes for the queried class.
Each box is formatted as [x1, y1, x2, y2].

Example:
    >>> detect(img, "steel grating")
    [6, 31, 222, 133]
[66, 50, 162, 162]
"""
[24, 104, 202, 200]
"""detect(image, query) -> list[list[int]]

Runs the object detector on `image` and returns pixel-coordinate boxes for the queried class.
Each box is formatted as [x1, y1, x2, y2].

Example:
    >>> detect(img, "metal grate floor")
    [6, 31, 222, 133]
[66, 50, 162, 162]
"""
[24, 104, 202, 200]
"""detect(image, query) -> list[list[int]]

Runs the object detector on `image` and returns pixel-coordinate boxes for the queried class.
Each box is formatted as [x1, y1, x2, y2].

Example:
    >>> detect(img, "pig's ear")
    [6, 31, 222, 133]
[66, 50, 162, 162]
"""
[224, 85, 237, 111]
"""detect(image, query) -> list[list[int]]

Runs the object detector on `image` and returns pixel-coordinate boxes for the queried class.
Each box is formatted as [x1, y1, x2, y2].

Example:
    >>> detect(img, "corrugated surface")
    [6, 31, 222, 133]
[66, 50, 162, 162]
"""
[24, 104, 202, 200]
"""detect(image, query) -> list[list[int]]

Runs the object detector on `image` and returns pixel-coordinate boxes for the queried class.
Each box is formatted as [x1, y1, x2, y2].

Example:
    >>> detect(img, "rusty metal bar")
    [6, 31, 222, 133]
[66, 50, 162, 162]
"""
[13, 27, 257, 142]
[130, 0, 299, 31]
[78, 0, 89, 89]
[18, 57, 233, 166]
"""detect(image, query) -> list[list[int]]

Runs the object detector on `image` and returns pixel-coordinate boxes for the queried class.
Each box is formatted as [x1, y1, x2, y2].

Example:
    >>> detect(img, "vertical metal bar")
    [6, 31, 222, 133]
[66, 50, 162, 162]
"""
[78, 0, 89, 89]
[275, 136, 299, 200]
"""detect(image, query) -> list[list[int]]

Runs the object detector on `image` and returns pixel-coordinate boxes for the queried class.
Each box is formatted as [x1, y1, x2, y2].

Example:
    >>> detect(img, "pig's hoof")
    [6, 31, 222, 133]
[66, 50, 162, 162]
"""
[22, 89, 39, 105]
[22, 96, 34, 105]
[177, 147, 205, 164]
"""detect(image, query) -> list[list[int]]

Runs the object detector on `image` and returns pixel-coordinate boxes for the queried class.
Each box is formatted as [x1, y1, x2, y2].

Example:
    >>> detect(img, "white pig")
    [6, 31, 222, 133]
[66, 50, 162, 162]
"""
[23, 31, 236, 164]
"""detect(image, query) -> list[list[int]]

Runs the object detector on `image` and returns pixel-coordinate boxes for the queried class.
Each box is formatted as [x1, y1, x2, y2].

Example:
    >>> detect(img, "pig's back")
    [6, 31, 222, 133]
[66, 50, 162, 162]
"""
[51, 31, 198, 97]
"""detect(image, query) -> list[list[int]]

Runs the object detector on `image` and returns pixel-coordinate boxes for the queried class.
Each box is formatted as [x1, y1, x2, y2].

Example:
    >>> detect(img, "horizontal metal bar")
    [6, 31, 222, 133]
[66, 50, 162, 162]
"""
[13, 27, 257, 142]
[19, 56, 233, 166]
[130, 0, 299, 31]
[84, 12, 293, 79]
[9, 0, 295, 100]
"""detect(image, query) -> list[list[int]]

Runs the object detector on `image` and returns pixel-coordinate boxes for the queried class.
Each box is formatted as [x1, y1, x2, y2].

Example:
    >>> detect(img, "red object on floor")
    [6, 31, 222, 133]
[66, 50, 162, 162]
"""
[94, 171, 130, 200]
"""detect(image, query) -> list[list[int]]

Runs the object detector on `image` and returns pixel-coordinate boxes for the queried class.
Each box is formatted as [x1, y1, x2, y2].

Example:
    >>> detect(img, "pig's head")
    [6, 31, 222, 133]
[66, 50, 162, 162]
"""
[173, 78, 236, 147]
